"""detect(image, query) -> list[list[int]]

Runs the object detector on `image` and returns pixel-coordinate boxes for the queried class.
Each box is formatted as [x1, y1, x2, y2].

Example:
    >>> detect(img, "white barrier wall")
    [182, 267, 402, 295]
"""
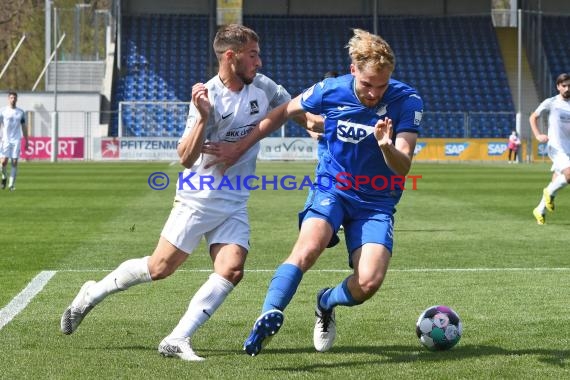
[89, 137, 318, 161]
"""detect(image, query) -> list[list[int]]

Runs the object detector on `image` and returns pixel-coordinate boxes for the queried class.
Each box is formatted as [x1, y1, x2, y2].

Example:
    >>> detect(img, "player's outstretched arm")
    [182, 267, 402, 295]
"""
[203, 95, 304, 171]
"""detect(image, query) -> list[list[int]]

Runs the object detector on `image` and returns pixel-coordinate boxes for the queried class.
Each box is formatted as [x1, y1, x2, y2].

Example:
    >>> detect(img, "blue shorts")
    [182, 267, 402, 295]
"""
[298, 187, 396, 267]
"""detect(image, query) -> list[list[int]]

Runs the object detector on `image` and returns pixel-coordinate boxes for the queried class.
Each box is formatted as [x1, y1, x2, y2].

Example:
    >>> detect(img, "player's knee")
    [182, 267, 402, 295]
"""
[288, 252, 319, 272]
[289, 242, 325, 271]
[358, 277, 383, 298]
[219, 267, 244, 285]
[147, 259, 176, 280]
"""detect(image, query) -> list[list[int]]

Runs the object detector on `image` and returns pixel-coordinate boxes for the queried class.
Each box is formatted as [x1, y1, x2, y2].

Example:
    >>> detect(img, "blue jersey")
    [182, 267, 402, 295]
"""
[300, 74, 423, 205]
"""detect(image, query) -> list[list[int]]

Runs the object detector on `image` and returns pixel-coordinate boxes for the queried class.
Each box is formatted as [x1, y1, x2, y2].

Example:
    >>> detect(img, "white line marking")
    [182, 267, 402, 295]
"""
[0, 271, 57, 331]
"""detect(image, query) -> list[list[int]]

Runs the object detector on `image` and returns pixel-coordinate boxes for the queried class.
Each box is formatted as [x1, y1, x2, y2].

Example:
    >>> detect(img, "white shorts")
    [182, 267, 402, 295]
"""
[548, 146, 570, 173]
[161, 198, 250, 254]
[1, 141, 21, 159]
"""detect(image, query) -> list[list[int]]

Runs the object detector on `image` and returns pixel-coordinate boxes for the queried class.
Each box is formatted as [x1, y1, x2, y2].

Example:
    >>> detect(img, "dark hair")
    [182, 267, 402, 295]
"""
[556, 73, 570, 85]
[213, 24, 259, 58]
[8, 91, 17, 97]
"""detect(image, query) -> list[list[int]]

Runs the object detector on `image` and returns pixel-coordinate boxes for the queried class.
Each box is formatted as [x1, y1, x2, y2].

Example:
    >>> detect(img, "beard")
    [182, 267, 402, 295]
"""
[236, 67, 255, 85]
[359, 95, 380, 108]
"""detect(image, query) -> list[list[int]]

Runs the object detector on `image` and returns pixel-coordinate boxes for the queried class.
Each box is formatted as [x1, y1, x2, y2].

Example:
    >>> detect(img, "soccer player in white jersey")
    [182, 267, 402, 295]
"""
[0, 92, 28, 191]
[60, 24, 312, 361]
[205, 29, 422, 356]
[531, 73, 570, 225]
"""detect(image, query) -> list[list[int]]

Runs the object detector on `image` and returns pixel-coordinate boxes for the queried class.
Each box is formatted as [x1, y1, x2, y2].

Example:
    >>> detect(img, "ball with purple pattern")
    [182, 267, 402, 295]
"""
[416, 305, 462, 351]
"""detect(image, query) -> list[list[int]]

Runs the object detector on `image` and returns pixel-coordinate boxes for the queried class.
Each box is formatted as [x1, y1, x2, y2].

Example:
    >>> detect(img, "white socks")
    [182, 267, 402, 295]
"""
[166, 273, 234, 341]
[536, 198, 546, 214]
[546, 174, 568, 196]
[86, 256, 152, 305]
[8, 165, 17, 187]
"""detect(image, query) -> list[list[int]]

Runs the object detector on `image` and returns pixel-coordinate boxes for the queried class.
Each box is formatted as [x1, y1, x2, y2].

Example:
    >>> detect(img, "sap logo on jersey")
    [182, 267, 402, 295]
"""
[487, 142, 508, 156]
[444, 142, 469, 156]
[337, 120, 375, 143]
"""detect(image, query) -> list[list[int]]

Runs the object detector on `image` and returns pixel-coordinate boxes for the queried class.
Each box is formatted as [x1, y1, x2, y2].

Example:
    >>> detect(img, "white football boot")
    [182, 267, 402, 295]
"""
[313, 288, 336, 352]
[60, 280, 96, 334]
[158, 337, 205, 361]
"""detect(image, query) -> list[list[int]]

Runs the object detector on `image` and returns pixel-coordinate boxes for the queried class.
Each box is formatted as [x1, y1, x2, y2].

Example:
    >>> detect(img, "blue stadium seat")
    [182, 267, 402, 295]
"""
[110, 14, 514, 138]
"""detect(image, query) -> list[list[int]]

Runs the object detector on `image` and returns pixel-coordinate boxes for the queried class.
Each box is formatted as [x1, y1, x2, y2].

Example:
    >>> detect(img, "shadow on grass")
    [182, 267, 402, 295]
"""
[253, 344, 569, 370]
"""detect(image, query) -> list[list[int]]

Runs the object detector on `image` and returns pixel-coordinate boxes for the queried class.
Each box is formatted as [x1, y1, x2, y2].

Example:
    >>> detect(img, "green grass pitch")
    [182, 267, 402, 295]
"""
[1, 161, 569, 379]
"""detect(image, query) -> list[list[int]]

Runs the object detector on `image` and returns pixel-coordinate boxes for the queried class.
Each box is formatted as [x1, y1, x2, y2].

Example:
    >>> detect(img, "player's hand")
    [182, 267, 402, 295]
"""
[374, 117, 393, 146]
[192, 83, 210, 119]
[202, 141, 242, 174]
[306, 130, 323, 141]
[536, 134, 549, 143]
[305, 113, 324, 133]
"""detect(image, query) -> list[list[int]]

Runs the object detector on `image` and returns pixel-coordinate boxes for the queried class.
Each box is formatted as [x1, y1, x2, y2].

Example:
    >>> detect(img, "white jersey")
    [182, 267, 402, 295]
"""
[534, 95, 570, 153]
[175, 73, 291, 204]
[0, 106, 26, 143]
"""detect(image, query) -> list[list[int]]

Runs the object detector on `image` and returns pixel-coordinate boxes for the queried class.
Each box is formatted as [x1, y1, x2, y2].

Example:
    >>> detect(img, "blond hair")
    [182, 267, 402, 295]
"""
[346, 29, 395, 73]
[213, 24, 259, 58]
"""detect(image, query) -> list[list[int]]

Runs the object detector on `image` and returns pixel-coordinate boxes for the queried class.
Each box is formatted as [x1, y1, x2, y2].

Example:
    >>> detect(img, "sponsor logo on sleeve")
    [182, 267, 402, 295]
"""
[414, 111, 423, 125]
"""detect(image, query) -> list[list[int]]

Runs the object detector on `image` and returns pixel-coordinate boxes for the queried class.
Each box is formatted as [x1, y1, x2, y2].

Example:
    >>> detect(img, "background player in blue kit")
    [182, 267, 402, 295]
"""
[205, 28, 423, 356]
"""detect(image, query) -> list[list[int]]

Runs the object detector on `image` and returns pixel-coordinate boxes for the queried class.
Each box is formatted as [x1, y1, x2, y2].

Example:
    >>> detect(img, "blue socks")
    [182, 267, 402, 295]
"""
[319, 277, 362, 310]
[262, 263, 303, 313]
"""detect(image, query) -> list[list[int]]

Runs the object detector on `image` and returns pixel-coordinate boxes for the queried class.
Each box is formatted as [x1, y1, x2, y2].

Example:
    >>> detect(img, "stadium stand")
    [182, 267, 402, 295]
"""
[111, 14, 515, 139]
[542, 15, 570, 84]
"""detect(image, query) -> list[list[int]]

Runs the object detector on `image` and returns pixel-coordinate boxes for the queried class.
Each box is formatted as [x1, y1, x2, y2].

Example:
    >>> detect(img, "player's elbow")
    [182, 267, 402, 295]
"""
[179, 157, 195, 169]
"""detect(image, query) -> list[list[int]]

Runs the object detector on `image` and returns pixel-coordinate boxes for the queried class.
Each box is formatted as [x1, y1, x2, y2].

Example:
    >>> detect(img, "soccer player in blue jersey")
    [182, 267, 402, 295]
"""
[205, 28, 423, 355]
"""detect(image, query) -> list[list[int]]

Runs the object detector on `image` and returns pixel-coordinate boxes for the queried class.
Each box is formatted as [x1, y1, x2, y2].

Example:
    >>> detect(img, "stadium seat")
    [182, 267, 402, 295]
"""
[110, 14, 515, 138]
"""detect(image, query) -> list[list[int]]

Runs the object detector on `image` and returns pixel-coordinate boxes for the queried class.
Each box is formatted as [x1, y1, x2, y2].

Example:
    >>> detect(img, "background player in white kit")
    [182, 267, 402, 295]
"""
[60, 24, 313, 361]
[0, 91, 28, 191]
[531, 73, 570, 224]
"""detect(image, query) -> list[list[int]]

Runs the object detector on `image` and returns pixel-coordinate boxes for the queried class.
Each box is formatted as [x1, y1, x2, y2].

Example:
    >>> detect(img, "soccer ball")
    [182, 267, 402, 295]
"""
[416, 305, 462, 351]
